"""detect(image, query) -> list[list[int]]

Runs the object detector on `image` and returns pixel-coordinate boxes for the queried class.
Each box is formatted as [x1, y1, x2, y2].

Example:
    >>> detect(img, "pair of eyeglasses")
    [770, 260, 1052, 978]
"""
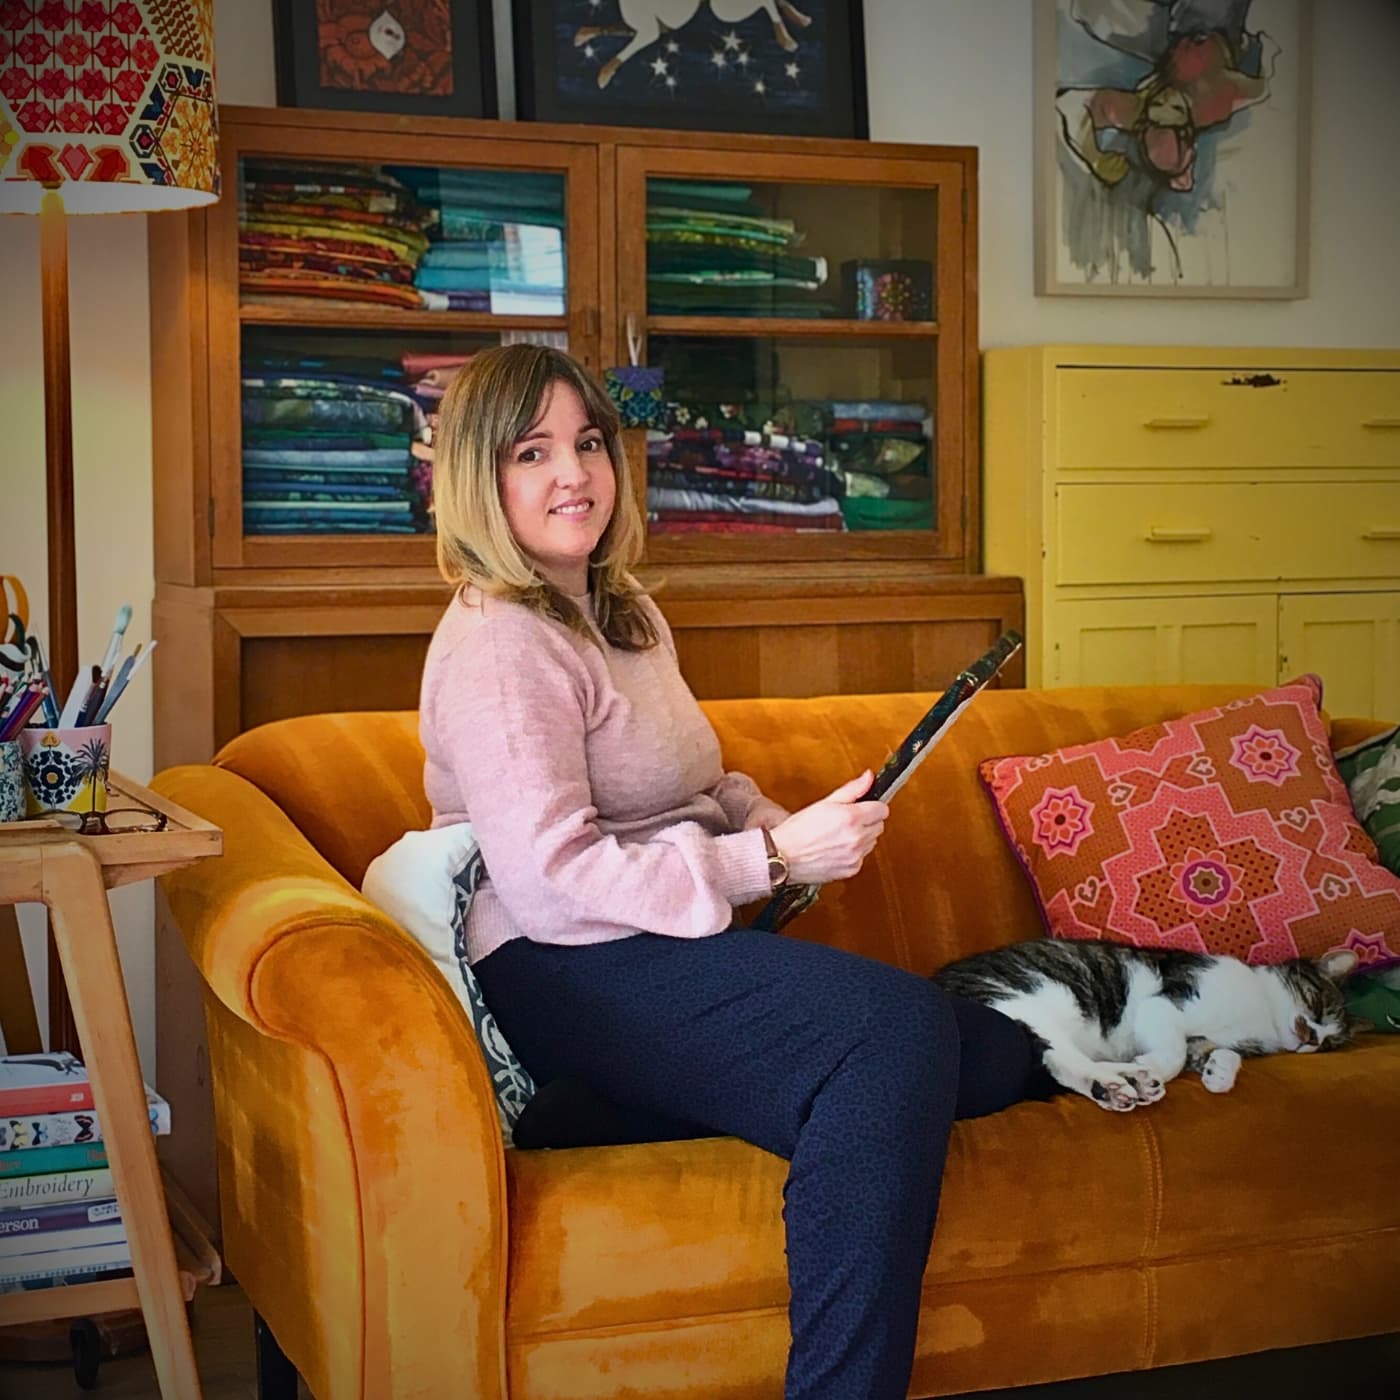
[46, 806, 169, 837]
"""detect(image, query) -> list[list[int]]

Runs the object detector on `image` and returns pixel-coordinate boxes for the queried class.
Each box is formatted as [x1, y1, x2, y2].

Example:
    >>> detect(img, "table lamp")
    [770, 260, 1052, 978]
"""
[1, 0, 220, 1051]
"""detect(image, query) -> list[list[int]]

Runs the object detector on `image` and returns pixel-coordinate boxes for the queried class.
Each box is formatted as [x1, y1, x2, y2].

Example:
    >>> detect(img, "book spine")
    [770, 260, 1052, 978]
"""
[0, 1263, 134, 1296]
[0, 1168, 115, 1209]
[0, 1197, 121, 1237]
[0, 1084, 95, 1117]
[0, 1244, 133, 1292]
[0, 1099, 170, 1152]
[0, 1143, 109, 1178]
[0, 1221, 127, 1260]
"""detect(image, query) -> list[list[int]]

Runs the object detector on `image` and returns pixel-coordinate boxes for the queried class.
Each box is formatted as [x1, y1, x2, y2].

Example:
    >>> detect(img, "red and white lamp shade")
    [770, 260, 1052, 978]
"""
[0, 0, 219, 214]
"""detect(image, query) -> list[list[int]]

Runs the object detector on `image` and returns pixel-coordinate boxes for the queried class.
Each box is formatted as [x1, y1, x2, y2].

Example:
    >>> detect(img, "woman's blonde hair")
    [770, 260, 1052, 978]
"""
[433, 344, 658, 651]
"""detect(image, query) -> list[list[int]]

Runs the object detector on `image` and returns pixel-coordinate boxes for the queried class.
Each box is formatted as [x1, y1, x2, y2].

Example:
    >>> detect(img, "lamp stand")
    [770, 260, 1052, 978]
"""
[39, 187, 80, 1057]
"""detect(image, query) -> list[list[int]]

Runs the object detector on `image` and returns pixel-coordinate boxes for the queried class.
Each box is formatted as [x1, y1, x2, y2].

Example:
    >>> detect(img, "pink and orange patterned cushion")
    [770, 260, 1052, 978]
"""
[980, 677, 1400, 967]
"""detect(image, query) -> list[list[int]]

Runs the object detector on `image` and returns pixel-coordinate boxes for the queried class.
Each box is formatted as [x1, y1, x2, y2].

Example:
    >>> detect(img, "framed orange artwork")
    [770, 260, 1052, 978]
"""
[273, 0, 498, 118]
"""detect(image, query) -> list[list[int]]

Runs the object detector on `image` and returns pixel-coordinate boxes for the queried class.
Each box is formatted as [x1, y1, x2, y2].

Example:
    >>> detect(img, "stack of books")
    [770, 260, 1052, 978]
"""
[0, 1052, 171, 1294]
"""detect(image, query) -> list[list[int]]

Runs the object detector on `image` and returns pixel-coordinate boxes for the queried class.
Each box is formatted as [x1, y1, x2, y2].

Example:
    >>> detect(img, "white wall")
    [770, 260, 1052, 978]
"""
[1, 0, 1397, 1077]
[866, 0, 1400, 347]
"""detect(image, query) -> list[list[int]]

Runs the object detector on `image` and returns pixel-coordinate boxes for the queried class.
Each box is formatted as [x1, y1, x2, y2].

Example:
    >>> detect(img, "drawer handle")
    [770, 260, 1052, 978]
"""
[1362, 528, 1400, 541]
[1145, 527, 1213, 543]
[1144, 417, 1210, 430]
[1362, 418, 1400, 429]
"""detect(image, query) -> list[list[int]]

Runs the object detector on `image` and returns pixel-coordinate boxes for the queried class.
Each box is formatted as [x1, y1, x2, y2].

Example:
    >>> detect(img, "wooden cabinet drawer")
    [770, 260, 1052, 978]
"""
[1056, 483, 1400, 586]
[1057, 369, 1400, 470]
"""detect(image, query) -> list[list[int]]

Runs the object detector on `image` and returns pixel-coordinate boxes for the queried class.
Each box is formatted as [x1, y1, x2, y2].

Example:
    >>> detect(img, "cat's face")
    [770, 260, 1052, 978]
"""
[1280, 950, 1359, 1053]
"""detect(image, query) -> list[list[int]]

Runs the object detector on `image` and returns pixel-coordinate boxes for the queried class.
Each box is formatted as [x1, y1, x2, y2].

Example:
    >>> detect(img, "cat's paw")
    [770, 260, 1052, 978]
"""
[1089, 1075, 1141, 1112]
[1088, 1064, 1164, 1111]
[1120, 1066, 1166, 1105]
[1201, 1048, 1241, 1093]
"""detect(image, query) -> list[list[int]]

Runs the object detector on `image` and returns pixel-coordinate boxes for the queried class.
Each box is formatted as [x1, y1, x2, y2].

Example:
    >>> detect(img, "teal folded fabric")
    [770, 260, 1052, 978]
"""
[839, 496, 934, 531]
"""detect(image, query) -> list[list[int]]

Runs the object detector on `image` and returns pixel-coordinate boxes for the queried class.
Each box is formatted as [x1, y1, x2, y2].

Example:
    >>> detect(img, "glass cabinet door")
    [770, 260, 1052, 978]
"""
[207, 127, 596, 568]
[615, 146, 970, 567]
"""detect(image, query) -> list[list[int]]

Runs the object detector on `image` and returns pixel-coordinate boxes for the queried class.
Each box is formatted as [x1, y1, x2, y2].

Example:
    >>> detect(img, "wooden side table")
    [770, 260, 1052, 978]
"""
[0, 772, 222, 1396]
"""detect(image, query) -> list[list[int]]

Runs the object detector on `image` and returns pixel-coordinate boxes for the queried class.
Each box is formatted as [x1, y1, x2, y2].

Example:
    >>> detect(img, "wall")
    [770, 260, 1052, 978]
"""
[867, 0, 1400, 347]
[0, 0, 1396, 1075]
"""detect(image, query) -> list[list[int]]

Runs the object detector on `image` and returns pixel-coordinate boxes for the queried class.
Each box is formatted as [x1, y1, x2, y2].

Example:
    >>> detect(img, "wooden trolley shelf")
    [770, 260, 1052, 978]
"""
[0, 773, 223, 1396]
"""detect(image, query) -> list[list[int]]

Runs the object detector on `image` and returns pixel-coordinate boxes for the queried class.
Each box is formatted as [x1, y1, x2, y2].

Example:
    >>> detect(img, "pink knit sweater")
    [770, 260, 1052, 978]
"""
[420, 586, 790, 965]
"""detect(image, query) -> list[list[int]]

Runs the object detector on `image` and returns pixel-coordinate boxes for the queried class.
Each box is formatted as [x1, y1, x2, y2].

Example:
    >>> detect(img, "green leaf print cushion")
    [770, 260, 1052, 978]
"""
[1335, 724, 1400, 876]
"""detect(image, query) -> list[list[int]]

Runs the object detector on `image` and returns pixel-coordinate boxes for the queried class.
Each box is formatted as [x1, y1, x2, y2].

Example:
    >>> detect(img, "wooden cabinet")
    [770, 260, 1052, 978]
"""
[152, 105, 1020, 772]
[150, 107, 1021, 1230]
[1278, 592, 1400, 720]
[984, 346, 1400, 716]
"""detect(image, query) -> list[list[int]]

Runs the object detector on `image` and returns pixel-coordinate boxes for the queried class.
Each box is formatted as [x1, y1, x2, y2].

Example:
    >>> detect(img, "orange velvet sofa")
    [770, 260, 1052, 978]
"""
[151, 684, 1400, 1400]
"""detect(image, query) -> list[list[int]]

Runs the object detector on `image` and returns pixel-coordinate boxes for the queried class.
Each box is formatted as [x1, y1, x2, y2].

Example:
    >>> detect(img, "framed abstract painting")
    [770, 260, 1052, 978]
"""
[273, 0, 498, 119]
[1034, 0, 1310, 298]
[512, 0, 868, 138]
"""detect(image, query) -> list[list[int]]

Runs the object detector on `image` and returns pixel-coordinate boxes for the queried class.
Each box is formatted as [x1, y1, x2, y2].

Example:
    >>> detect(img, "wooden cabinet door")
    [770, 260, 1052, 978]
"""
[1278, 592, 1400, 719]
[613, 142, 975, 570]
[1050, 595, 1279, 689]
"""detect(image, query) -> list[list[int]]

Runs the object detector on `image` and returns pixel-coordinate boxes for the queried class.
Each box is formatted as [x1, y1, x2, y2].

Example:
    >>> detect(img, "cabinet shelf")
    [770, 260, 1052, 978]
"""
[645, 315, 938, 339]
[239, 299, 569, 334]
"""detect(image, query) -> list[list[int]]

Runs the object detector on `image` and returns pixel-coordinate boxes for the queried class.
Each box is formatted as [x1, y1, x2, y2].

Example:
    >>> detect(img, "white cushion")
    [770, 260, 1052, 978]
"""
[362, 823, 535, 1144]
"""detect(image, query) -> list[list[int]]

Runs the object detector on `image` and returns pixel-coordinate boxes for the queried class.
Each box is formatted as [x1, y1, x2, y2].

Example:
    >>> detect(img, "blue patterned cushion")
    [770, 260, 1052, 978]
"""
[450, 854, 537, 1134]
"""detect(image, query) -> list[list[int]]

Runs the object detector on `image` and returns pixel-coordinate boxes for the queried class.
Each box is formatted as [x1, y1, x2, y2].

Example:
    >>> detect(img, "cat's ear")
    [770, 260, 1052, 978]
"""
[1348, 1016, 1377, 1035]
[1318, 948, 1359, 982]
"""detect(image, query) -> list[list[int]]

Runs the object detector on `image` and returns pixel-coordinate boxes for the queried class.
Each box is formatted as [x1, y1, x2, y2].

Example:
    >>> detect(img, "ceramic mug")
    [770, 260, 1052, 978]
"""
[0, 740, 21, 823]
[20, 723, 111, 818]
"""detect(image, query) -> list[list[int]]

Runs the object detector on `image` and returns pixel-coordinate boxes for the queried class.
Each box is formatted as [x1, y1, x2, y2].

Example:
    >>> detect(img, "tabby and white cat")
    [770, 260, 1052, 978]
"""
[933, 940, 1358, 1112]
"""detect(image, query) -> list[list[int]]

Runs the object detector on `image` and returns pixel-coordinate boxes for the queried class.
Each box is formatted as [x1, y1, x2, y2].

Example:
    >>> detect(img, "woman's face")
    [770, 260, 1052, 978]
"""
[498, 379, 616, 595]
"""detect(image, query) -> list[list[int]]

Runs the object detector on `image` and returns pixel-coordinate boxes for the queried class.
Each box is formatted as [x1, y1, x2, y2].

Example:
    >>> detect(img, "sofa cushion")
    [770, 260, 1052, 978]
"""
[361, 822, 537, 1143]
[215, 711, 430, 889]
[703, 683, 1266, 973]
[1337, 723, 1400, 877]
[214, 684, 1278, 975]
[503, 1035, 1400, 1339]
[979, 677, 1400, 965]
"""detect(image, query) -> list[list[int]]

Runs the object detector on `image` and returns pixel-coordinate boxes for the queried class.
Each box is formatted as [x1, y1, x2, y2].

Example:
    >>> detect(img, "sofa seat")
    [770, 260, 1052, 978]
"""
[505, 1034, 1400, 1339]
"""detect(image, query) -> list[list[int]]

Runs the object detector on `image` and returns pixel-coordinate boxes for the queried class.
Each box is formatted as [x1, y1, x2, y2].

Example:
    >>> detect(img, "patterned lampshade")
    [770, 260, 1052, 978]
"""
[0, 0, 219, 214]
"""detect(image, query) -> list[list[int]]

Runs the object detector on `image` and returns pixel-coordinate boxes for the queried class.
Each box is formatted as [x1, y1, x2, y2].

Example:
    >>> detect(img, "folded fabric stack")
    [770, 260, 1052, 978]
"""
[647, 405, 845, 535]
[242, 352, 426, 534]
[400, 351, 477, 520]
[386, 167, 566, 315]
[401, 350, 473, 408]
[822, 399, 935, 531]
[239, 160, 429, 310]
[647, 180, 837, 319]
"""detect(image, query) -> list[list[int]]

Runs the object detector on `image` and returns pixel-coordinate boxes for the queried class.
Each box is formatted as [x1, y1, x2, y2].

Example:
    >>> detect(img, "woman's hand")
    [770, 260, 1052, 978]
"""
[770, 771, 889, 885]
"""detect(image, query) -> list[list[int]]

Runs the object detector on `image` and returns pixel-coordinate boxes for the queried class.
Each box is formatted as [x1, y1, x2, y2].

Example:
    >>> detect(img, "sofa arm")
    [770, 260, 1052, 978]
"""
[152, 764, 509, 1399]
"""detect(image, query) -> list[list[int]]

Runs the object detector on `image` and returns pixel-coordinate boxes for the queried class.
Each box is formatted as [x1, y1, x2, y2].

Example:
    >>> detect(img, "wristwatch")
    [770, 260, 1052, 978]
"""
[761, 827, 790, 891]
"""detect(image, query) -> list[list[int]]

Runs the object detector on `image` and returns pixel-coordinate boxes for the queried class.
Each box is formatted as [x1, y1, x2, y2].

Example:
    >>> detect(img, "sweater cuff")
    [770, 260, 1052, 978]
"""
[713, 828, 775, 907]
[743, 797, 791, 832]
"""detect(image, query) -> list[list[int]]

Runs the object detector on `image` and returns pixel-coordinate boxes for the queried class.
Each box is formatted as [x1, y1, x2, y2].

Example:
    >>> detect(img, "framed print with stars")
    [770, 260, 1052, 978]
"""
[512, 0, 868, 137]
[272, 0, 498, 118]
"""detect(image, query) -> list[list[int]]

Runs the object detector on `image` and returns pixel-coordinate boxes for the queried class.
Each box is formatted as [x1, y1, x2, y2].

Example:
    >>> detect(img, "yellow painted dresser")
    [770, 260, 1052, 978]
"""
[983, 346, 1400, 716]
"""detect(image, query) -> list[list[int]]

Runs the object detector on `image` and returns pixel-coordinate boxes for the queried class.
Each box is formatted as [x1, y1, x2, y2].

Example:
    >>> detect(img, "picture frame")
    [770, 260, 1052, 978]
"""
[512, 0, 868, 139]
[1034, 0, 1310, 298]
[273, 0, 498, 119]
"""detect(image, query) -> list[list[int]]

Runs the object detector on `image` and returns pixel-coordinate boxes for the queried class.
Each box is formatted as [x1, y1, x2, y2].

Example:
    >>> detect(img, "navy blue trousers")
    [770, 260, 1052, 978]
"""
[475, 929, 1045, 1400]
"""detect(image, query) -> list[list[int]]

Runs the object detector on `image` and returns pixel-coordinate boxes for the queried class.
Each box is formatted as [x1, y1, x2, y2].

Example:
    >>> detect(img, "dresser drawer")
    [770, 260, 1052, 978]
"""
[1056, 483, 1400, 586]
[1057, 369, 1400, 470]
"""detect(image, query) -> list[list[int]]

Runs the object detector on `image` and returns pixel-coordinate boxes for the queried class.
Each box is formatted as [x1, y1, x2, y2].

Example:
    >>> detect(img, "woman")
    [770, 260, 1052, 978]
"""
[420, 344, 1045, 1400]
